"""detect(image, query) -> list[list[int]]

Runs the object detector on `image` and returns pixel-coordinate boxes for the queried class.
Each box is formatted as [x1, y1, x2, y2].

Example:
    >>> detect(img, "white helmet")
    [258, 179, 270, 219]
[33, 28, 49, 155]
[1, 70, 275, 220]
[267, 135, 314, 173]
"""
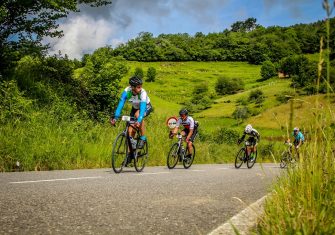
[245, 124, 252, 134]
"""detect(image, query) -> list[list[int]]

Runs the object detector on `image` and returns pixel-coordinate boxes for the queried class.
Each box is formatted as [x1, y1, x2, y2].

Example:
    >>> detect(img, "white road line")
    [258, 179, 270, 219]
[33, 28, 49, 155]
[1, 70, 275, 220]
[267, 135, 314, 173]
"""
[136, 172, 171, 175]
[217, 168, 230, 170]
[190, 169, 206, 172]
[9, 176, 103, 184]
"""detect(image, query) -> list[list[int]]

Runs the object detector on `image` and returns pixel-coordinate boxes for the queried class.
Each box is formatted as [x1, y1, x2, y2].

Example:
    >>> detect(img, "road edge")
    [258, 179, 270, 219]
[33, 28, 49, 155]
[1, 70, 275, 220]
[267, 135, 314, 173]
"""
[207, 194, 267, 235]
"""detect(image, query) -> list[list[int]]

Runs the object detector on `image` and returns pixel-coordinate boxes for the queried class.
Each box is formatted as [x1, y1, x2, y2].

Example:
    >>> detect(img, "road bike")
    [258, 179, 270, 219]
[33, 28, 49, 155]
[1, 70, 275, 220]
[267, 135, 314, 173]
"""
[280, 141, 296, 168]
[235, 140, 257, 169]
[167, 133, 195, 169]
[111, 116, 148, 173]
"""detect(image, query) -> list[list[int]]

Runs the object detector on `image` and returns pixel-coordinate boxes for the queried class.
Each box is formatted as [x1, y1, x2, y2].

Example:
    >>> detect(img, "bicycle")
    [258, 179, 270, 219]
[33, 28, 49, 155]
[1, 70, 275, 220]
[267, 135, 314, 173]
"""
[111, 116, 148, 173]
[280, 141, 296, 168]
[235, 140, 258, 169]
[167, 133, 195, 169]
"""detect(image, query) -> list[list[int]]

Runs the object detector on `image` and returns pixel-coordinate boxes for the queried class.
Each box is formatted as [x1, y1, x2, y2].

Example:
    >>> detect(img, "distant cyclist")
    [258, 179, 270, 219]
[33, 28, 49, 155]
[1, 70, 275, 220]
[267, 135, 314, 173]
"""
[288, 127, 304, 158]
[238, 124, 260, 161]
[110, 76, 153, 149]
[169, 109, 198, 159]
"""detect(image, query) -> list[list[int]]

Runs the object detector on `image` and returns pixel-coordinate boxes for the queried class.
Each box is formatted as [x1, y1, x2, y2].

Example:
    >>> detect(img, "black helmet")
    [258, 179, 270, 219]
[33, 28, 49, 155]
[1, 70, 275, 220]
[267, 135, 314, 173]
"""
[179, 109, 188, 116]
[129, 76, 143, 87]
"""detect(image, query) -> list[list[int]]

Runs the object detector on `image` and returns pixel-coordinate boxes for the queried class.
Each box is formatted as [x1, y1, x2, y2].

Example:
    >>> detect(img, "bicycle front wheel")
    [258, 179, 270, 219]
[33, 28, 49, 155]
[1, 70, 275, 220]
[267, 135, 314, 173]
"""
[134, 141, 149, 172]
[247, 150, 257, 168]
[183, 144, 195, 169]
[112, 133, 128, 173]
[167, 143, 179, 169]
[280, 151, 289, 168]
[235, 148, 245, 168]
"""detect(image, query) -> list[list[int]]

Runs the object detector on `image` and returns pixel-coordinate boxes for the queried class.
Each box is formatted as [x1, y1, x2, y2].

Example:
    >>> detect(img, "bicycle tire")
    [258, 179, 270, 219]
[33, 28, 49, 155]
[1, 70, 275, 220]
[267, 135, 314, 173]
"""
[167, 143, 179, 169]
[134, 141, 148, 172]
[112, 133, 128, 173]
[247, 150, 257, 168]
[235, 148, 245, 168]
[280, 151, 289, 168]
[183, 144, 195, 169]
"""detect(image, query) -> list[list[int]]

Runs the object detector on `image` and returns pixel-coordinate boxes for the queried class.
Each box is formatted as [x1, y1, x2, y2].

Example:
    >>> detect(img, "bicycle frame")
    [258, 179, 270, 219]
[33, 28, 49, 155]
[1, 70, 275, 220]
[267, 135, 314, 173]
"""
[121, 116, 140, 157]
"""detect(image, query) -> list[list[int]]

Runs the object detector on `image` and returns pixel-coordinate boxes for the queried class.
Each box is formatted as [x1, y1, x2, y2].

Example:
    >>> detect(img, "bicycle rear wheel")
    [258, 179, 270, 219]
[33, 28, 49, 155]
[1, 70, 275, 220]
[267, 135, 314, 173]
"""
[235, 148, 245, 169]
[280, 151, 289, 168]
[167, 143, 179, 169]
[134, 141, 148, 172]
[247, 150, 257, 168]
[112, 133, 128, 173]
[183, 144, 195, 169]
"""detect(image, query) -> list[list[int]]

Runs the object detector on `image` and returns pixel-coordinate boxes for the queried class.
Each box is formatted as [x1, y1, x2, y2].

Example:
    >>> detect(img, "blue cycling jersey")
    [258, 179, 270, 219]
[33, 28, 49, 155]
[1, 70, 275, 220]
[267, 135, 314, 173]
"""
[292, 131, 304, 142]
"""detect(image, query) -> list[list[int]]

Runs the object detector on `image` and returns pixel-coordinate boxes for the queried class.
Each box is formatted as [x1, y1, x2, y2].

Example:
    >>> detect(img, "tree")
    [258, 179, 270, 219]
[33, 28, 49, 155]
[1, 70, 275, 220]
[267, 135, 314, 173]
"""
[146, 67, 156, 82]
[0, 0, 112, 76]
[261, 60, 277, 80]
[231, 18, 259, 32]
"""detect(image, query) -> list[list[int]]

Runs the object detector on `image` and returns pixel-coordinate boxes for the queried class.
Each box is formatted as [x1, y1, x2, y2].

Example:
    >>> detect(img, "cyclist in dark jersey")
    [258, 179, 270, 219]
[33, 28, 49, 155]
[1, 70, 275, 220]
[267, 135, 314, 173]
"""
[238, 124, 260, 161]
[169, 109, 198, 158]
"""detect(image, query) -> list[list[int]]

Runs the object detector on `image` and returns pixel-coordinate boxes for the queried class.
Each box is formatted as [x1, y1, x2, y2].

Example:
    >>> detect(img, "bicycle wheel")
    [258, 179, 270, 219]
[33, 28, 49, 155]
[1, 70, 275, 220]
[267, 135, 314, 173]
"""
[247, 150, 257, 168]
[183, 144, 195, 169]
[280, 151, 289, 168]
[167, 143, 179, 169]
[235, 148, 245, 168]
[134, 141, 148, 172]
[112, 133, 128, 173]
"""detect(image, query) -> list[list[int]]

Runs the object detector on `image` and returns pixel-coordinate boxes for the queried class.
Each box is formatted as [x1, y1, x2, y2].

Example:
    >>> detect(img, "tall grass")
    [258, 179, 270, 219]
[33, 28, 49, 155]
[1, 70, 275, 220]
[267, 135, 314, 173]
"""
[256, 2, 335, 233]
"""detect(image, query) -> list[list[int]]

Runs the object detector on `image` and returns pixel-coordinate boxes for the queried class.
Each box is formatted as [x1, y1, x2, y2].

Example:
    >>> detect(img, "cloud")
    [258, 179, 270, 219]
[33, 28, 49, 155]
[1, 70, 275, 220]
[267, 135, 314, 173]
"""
[263, 0, 318, 18]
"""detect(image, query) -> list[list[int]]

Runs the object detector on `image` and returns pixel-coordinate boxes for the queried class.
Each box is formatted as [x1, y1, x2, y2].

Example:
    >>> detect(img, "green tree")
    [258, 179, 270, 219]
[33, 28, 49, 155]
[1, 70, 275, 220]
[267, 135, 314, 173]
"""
[146, 67, 156, 82]
[261, 60, 277, 80]
[0, 0, 111, 76]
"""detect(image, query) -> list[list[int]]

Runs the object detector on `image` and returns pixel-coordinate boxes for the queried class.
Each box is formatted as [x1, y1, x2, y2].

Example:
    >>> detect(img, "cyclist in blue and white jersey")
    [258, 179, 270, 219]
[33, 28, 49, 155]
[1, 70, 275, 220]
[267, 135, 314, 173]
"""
[110, 76, 153, 148]
[288, 127, 304, 158]
[170, 109, 198, 158]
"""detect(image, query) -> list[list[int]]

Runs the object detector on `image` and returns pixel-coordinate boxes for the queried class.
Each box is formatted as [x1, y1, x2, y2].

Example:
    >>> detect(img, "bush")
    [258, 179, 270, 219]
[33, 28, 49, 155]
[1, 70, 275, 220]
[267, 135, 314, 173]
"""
[260, 60, 277, 80]
[146, 67, 156, 82]
[276, 91, 296, 103]
[215, 77, 244, 95]
[134, 67, 144, 79]
[248, 89, 265, 104]
[212, 128, 240, 144]
[232, 106, 250, 124]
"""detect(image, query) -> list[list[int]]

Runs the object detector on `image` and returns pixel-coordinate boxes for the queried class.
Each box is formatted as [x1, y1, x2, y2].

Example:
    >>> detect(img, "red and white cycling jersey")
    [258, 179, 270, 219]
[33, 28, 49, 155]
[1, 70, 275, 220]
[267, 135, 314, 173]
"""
[176, 116, 195, 130]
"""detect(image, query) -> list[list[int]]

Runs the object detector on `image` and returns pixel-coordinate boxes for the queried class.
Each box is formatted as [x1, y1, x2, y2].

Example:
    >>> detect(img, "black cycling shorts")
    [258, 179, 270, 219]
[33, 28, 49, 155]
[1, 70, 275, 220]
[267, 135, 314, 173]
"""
[130, 102, 153, 119]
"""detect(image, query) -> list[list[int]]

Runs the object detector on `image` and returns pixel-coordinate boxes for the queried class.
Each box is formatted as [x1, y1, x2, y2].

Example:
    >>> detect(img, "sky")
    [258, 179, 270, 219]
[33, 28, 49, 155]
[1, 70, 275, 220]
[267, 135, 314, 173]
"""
[44, 0, 329, 59]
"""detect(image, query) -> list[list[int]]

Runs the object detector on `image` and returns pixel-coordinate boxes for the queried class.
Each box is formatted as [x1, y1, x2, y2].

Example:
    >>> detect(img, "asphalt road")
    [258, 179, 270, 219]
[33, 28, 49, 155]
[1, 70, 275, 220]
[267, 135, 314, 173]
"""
[0, 163, 282, 235]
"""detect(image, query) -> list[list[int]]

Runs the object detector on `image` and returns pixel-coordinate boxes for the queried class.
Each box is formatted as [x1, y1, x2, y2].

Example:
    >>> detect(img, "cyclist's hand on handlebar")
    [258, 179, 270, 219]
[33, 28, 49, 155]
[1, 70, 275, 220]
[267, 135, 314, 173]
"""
[169, 131, 174, 139]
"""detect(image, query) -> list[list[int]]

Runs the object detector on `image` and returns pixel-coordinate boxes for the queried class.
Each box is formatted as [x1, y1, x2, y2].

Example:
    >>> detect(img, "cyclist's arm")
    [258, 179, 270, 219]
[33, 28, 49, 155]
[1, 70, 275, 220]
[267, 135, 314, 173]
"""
[186, 129, 193, 141]
[137, 101, 146, 123]
[114, 91, 127, 119]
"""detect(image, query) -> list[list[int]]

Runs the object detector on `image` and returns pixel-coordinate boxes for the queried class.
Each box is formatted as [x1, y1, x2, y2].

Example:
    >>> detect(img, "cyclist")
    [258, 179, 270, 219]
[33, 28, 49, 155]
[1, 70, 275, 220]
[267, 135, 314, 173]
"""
[288, 127, 304, 158]
[237, 124, 260, 162]
[169, 109, 198, 159]
[110, 76, 153, 150]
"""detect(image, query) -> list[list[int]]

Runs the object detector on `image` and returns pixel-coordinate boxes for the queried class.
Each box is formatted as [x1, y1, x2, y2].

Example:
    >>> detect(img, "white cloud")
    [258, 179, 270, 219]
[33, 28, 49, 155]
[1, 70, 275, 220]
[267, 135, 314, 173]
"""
[46, 15, 120, 59]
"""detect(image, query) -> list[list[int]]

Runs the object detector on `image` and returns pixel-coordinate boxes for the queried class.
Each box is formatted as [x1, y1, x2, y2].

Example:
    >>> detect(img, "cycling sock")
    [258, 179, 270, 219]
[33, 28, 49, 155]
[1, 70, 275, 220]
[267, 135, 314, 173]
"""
[140, 135, 147, 141]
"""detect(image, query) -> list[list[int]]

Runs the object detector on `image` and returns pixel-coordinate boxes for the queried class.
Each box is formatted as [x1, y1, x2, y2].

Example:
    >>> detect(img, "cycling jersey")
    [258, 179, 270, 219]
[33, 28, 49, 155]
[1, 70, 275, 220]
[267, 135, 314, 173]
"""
[114, 86, 151, 123]
[240, 128, 260, 146]
[176, 116, 195, 130]
[292, 131, 304, 145]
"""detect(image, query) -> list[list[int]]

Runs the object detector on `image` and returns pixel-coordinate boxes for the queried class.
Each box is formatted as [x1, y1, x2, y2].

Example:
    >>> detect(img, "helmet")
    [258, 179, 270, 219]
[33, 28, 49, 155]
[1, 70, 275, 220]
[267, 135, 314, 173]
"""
[129, 76, 143, 87]
[179, 109, 188, 116]
[245, 124, 252, 134]
[293, 127, 299, 132]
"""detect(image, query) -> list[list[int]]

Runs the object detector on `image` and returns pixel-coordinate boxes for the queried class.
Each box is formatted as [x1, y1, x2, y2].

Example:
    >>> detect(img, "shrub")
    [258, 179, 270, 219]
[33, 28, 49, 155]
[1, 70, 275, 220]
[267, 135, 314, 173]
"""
[212, 128, 240, 144]
[260, 60, 277, 80]
[146, 67, 156, 82]
[134, 67, 144, 79]
[248, 89, 265, 104]
[215, 77, 244, 95]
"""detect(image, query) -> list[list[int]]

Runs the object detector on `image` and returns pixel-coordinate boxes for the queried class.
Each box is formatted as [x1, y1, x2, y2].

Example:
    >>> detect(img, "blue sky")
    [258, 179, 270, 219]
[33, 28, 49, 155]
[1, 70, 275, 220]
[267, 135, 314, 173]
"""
[44, 0, 329, 59]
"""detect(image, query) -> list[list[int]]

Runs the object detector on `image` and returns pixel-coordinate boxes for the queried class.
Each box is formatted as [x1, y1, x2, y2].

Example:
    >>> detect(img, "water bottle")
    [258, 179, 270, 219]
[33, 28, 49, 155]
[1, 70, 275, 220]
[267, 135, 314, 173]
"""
[180, 146, 185, 156]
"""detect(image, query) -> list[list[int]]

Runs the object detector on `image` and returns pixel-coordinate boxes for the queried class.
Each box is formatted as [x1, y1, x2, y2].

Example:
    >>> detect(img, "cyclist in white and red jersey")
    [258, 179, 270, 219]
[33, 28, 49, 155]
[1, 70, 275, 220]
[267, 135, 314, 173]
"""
[110, 76, 153, 149]
[170, 109, 198, 159]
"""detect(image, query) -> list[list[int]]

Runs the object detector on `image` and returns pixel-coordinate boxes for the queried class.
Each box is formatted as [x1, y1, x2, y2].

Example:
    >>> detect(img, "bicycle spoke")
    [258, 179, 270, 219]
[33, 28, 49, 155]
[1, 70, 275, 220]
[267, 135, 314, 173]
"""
[167, 143, 179, 169]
